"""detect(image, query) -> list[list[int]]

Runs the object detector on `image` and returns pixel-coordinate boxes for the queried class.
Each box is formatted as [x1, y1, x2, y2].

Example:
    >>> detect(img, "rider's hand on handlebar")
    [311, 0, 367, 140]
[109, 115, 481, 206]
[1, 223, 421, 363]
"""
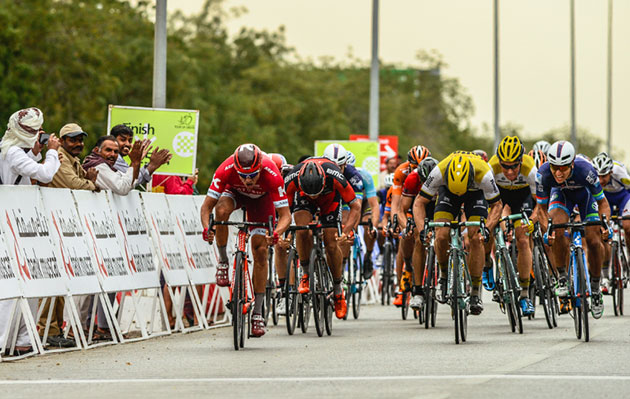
[265, 231, 280, 246]
[202, 227, 215, 244]
[601, 224, 613, 241]
[336, 230, 355, 243]
[543, 231, 554, 246]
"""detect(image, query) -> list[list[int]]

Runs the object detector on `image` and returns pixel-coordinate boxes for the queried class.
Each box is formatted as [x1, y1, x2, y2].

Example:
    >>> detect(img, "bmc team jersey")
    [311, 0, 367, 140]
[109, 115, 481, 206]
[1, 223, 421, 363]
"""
[284, 157, 357, 208]
[391, 161, 414, 197]
[488, 154, 537, 196]
[535, 158, 605, 205]
[207, 156, 289, 209]
[420, 151, 501, 203]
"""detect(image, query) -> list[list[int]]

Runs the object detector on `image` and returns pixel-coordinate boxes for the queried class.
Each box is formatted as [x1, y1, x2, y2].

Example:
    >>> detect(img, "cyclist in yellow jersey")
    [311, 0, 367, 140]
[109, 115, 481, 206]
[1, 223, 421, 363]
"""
[414, 151, 503, 315]
[484, 136, 539, 315]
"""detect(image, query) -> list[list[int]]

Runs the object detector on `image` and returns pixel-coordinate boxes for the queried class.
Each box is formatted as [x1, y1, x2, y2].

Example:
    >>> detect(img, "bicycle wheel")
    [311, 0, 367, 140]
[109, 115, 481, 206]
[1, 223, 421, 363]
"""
[451, 255, 460, 344]
[342, 257, 351, 320]
[612, 242, 622, 316]
[568, 261, 582, 340]
[458, 255, 468, 342]
[382, 244, 392, 306]
[323, 262, 334, 336]
[285, 249, 299, 335]
[502, 248, 523, 334]
[401, 291, 410, 320]
[299, 294, 311, 334]
[533, 245, 554, 329]
[575, 248, 589, 342]
[309, 253, 325, 337]
[232, 252, 244, 351]
[423, 246, 435, 329]
[352, 255, 362, 319]
[619, 249, 627, 315]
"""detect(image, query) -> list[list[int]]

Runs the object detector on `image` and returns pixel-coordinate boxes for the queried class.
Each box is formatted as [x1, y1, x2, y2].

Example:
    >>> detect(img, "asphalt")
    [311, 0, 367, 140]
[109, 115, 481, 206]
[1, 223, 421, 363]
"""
[1, 292, 630, 399]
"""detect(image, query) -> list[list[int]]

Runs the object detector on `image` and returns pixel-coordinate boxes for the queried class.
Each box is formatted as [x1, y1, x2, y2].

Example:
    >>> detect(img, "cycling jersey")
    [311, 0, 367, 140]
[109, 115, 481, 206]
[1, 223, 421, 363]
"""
[420, 151, 501, 203]
[343, 164, 364, 201]
[383, 186, 393, 214]
[602, 162, 630, 194]
[208, 156, 288, 209]
[488, 154, 537, 196]
[403, 170, 435, 218]
[358, 168, 377, 199]
[392, 161, 414, 196]
[535, 158, 605, 205]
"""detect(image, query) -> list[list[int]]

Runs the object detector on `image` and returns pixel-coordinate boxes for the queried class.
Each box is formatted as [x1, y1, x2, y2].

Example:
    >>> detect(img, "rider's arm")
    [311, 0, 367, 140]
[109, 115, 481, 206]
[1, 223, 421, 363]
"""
[275, 206, 292, 237]
[200, 195, 218, 230]
[345, 199, 361, 236]
[368, 195, 380, 228]
[413, 194, 430, 233]
[398, 195, 413, 229]
[486, 199, 503, 230]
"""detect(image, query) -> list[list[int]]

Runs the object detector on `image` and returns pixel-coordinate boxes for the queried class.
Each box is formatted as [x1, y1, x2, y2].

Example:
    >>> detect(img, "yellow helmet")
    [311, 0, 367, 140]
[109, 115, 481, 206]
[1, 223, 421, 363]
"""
[446, 154, 473, 196]
[497, 136, 524, 163]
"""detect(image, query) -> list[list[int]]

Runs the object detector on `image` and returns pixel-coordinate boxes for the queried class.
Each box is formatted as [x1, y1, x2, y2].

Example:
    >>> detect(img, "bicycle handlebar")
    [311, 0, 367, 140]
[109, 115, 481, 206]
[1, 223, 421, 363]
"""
[546, 217, 607, 236]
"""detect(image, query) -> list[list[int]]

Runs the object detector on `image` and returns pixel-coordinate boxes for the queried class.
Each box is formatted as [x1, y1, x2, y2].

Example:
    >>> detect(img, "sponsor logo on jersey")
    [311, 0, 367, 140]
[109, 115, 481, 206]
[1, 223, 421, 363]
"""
[586, 171, 597, 185]
[326, 168, 344, 180]
[264, 166, 278, 177]
[211, 177, 221, 189]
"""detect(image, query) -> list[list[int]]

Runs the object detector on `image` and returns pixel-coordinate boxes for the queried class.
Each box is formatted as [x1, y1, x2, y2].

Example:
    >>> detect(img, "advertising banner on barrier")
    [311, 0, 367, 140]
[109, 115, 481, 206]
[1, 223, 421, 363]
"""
[40, 188, 102, 296]
[107, 105, 199, 176]
[349, 134, 399, 171]
[72, 190, 137, 292]
[108, 191, 160, 289]
[0, 218, 21, 300]
[0, 186, 68, 298]
[167, 195, 215, 285]
[314, 140, 380, 187]
[140, 192, 189, 286]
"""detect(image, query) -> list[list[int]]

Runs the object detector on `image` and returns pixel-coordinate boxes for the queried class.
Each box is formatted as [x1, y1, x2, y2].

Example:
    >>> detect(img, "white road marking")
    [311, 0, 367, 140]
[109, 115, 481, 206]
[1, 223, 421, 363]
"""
[1, 375, 630, 385]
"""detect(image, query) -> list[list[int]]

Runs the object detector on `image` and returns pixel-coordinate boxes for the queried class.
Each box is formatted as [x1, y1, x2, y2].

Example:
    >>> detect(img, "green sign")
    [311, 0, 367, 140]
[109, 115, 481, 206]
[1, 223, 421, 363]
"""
[107, 105, 199, 176]
[314, 140, 380, 187]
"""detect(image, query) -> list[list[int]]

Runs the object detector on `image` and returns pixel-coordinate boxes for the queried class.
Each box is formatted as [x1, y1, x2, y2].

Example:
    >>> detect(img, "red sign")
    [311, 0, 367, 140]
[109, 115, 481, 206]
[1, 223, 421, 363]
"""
[349, 135, 399, 171]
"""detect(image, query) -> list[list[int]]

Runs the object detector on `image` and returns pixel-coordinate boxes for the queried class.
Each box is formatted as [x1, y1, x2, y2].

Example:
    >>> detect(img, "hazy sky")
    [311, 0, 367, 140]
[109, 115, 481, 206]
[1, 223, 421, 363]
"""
[175, 0, 629, 158]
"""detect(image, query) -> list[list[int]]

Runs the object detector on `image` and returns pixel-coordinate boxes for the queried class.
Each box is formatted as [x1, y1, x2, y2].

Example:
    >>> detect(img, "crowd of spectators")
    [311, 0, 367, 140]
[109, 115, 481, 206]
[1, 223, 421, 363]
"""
[0, 107, 199, 355]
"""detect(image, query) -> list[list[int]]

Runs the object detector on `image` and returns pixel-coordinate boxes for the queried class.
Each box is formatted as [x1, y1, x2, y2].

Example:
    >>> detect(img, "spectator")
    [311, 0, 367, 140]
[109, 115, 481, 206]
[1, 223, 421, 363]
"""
[83, 135, 145, 195]
[151, 169, 198, 195]
[379, 154, 401, 189]
[0, 107, 64, 354]
[50, 123, 98, 191]
[110, 124, 171, 187]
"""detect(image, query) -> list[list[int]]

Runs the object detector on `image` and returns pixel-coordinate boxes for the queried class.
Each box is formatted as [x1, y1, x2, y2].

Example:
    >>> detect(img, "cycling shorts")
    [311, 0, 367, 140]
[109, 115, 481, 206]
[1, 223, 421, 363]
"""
[294, 191, 343, 225]
[549, 187, 599, 222]
[222, 189, 275, 236]
[434, 187, 488, 222]
[499, 187, 534, 215]
[604, 190, 630, 217]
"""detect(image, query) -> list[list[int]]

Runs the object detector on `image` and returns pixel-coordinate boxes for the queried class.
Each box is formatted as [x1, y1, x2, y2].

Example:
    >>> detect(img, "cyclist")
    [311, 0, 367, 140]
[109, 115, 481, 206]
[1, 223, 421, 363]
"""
[536, 141, 612, 318]
[532, 140, 551, 157]
[284, 158, 361, 319]
[201, 144, 292, 337]
[592, 151, 630, 293]
[346, 151, 381, 279]
[528, 149, 547, 169]
[414, 151, 503, 315]
[392, 145, 431, 306]
[485, 136, 538, 315]
[403, 157, 438, 310]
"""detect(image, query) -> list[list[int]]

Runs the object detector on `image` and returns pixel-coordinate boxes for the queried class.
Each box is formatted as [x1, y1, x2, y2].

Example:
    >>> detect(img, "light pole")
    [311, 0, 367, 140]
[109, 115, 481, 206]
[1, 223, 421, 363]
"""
[606, 0, 613, 154]
[493, 0, 500, 151]
[153, 0, 167, 109]
[368, 0, 379, 141]
[570, 0, 577, 148]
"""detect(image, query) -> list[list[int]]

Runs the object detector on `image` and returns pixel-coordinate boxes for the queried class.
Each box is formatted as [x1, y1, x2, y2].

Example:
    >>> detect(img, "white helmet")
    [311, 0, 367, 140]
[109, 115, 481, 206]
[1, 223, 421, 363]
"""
[384, 173, 394, 188]
[533, 140, 551, 156]
[547, 141, 575, 166]
[323, 143, 347, 166]
[346, 151, 356, 167]
[593, 152, 614, 176]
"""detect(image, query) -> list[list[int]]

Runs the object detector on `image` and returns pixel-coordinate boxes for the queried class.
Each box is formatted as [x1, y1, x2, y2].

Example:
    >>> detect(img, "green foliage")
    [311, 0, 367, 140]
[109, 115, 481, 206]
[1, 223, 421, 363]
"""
[0, 0, 479, 191]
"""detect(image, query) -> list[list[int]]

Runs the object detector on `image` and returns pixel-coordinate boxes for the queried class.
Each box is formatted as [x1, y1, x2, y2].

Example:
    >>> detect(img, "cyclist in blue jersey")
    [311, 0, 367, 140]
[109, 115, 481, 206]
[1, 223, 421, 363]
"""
[346, 151, 381, 278]
[592, 152, 630, 293]
[535, 141, 612, 318]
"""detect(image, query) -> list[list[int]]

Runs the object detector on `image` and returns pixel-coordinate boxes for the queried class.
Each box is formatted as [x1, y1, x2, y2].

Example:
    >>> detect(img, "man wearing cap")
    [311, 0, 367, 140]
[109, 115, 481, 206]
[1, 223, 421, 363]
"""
[0, 107, 65, 354]
[50, 123, 99, 190]
[379, 155, 401, 189]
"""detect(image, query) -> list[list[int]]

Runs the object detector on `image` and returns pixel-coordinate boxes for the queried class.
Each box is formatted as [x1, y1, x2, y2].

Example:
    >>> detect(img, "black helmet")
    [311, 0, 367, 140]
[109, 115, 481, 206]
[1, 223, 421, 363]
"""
[298, 161, 326, 196]
[418, 157, 438, 182]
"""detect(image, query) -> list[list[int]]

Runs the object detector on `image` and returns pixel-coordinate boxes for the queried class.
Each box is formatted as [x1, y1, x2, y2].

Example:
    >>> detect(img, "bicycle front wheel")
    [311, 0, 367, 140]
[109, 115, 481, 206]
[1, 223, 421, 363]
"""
[533, 244, 554, 329]
[232, 252, 244, 350]
[382, 244, 392, 306]
[352, 255, 362, 319]
[451, 255, 461, 344]
[612, 242, 623, 316]
[502, 248, 523, 334]
[285, 249, 299, 335]
[575, 248, 589, 342]
[309, 253, 325, 337]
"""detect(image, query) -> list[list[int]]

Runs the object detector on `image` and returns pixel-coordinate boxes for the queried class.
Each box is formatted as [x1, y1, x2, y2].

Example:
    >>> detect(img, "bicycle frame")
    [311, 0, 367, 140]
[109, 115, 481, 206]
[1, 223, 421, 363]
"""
[569, 228, 591, 300]
[231, 229, 255, 315]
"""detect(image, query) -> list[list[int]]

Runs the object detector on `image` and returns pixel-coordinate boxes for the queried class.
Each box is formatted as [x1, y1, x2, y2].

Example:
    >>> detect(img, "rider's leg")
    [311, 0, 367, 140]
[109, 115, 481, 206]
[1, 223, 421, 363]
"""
[362, 212, 376, 278]
[549, 207, 570, 278]
[251, 234, 269, 315]
[294, 210, 313, 273]
[412, 231, 426, 298]
[340, 209, 352, 259]
[214, 196, 236, 262]
[467, 226, 483, 297]
[585, 225, 604, 292]
[515, 225, 533, 298]
[435, 224, 450, 280]
[323, 228, 344, 295]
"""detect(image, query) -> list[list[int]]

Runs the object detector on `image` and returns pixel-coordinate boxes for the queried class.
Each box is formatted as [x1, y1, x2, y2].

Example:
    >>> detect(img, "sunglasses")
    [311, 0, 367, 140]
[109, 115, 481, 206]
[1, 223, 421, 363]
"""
[237, 170, 260, 179]
[500, 162, 521, 170]
[550, 164, 571, 173]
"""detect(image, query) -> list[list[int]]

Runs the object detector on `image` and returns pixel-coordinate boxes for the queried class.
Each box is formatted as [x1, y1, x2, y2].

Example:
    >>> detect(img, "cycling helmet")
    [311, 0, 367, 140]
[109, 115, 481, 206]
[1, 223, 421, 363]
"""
[497, 136, 524, 163]
[593, 152, 614, 176]
[298, 161, 326, 196]
[472, 149, 489, 162]
[269, 153, 287, 170]
[323, 143, 348, 166]
[577, 153, 592, 163]
[408, 145, 431, 166]
[384, 173, 394, 188]
[528, 149, 547, 169]
[446, 154, 473, 196]
[532, 140, 551, 156]
[234, 144, 263, 174]
[346, 151, 356, 167]
[418, 157, 438, 182]
[547, 141, 576, 166]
